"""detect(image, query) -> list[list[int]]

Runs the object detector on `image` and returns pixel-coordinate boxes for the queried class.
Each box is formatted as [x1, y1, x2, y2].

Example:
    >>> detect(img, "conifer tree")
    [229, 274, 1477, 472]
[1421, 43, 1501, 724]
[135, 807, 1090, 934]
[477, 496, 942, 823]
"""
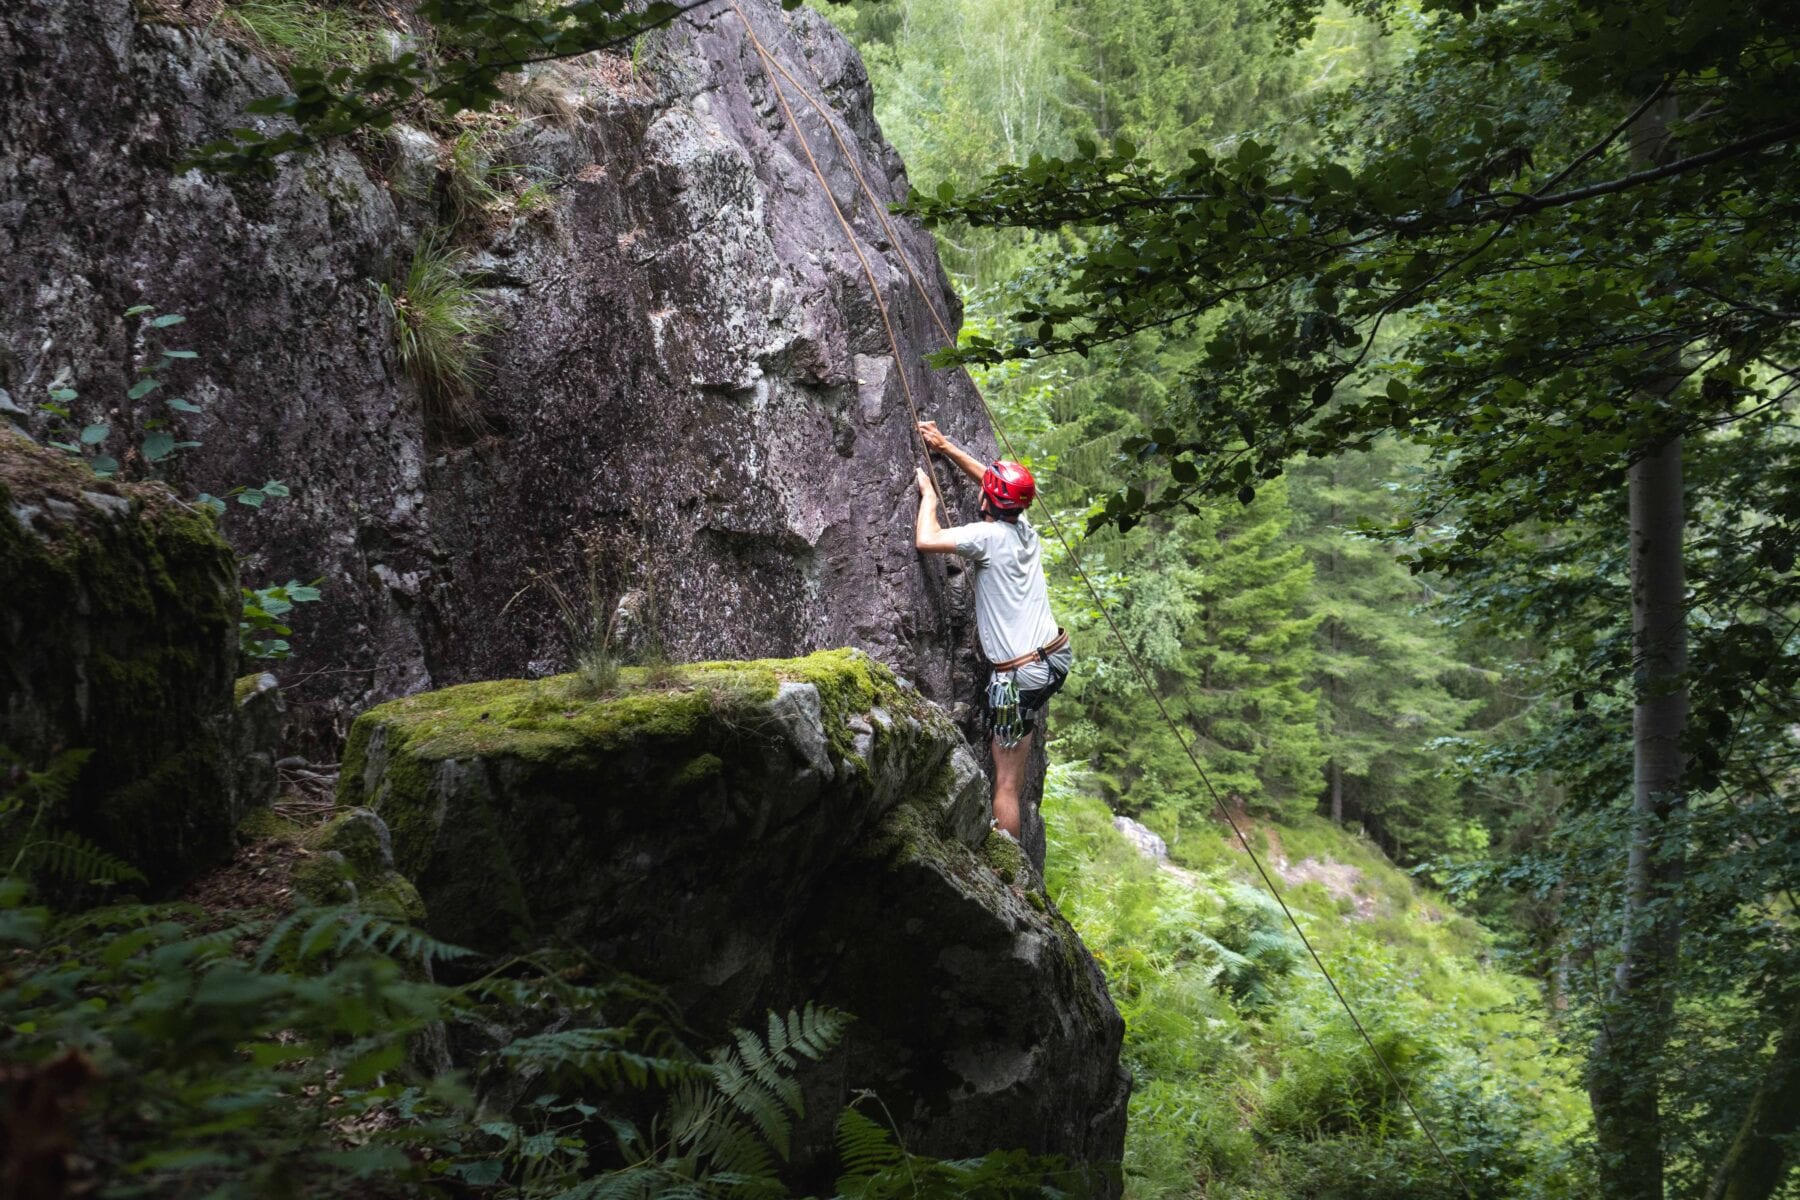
[1080, 479, 1325, 828]
[1289, 445, 1480, 861]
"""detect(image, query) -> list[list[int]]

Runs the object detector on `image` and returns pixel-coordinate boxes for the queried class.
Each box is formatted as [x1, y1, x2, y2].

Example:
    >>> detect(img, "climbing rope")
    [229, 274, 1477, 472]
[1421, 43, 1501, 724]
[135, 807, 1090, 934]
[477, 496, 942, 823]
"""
[725, 9, 1475, 1197]
[726, 0, 958, 685]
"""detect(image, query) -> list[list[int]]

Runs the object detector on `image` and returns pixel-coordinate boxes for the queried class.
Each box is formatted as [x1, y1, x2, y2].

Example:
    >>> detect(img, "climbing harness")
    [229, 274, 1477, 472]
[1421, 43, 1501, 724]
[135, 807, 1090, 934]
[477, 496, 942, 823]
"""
[989, 626, 1070, 673]
[725, 10, 1475, 1196]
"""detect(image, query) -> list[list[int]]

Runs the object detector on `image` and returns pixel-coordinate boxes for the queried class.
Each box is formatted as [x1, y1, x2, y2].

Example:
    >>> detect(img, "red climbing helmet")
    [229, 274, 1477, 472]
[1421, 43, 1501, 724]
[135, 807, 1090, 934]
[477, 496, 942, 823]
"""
[981, 460, 1036, 512]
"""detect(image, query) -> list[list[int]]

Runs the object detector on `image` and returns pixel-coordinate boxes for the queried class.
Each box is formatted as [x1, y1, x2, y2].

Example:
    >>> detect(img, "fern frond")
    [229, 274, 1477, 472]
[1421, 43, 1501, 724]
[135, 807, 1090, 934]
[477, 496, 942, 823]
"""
[547, 1165, 661, 1200]
[699, 1121, 778, 1183]
[16, 830, 144, 886]
[255, 905, 471, 969]
[709, 1051, 792, 1159]
[784, 1002, 851, 1061]
[835, 1107, 904, 1181]
[498, 1027, 686, 1089]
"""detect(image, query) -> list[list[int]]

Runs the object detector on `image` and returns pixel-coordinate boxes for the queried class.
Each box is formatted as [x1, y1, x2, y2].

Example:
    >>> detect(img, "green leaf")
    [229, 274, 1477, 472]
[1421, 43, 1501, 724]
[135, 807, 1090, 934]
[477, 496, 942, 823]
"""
[162, 349, 199, 359]
[448, 1160, 504, 1186]
[128, 377, 161, 400]
[141, 431, 176, 462]
[149, 313, 187, 328]
[79, 423, 110, 445]
[48, 387, 78, 402]
[167, 397, 203, 413]
[124, 304, 156, 316]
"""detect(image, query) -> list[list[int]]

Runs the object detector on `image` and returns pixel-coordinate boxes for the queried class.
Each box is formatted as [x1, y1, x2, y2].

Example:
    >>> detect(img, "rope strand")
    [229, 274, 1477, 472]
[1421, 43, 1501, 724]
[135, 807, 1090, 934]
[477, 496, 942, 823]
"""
[729, 0, 957, 686]
[725, 10, 1475, 1197]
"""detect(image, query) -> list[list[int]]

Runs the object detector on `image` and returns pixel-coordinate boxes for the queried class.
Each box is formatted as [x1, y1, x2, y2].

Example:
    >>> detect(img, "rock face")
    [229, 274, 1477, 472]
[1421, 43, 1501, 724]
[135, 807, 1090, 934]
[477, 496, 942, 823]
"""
[338, 650, 1128, 1184]
[0, 0, 1007, 768]
[0, 427, 241, 890]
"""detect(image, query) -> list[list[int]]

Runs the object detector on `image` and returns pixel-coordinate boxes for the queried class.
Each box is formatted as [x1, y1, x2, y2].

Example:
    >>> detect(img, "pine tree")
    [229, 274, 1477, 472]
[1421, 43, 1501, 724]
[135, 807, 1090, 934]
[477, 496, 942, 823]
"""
[1080, 479, 1325, 827]
[1289, 444, 1481, 862]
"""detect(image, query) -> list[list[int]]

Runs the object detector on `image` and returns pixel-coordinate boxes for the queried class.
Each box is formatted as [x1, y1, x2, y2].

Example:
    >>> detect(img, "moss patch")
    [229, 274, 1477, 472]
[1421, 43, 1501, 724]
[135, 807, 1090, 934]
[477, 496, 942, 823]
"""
[234, 673, 264, 704]
[2, 426, 239, 892]
[341, 648, 906, 768]
[336, 648, 920, 953]
[981, 830, 1028, 886]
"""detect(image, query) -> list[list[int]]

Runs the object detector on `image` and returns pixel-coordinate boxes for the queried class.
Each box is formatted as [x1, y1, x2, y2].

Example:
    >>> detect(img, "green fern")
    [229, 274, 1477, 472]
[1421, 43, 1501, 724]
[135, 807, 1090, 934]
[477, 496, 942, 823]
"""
[0, 747, 144, 888]
[705, 1003, 849, 1160]
[498, 1026, 690, 1090]
[253, 904, 473, 970]
[833, 1101, 1089, 1200]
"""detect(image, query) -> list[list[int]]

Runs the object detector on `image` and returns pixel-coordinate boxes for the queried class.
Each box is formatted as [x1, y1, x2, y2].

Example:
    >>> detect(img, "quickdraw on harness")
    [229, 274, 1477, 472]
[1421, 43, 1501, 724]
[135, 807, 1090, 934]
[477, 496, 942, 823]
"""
[986, 674, 1026, 748]
[987, 627, 1071, 749]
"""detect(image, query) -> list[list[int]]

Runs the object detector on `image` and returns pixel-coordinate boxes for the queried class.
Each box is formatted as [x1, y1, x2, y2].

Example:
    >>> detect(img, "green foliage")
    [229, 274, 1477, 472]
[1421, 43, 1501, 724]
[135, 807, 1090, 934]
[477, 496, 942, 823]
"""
[1, 764, 1078, 1200]
[857, 0, 1799, 1189]
[834, 1103, 1092, 1199]
[1071, 479, 1325, 822]
[445, 127, 518, 228]
[37, 306, 202, 480]
[377, 234, 501, 434]
[1288, 444, 1485, 861]
[0, 749, 144, 892]
[240, 578, 325, 660]
[187, 0, 749, 173]
[1041, 769, 1588, 1199]
[33, 307, 322, 661]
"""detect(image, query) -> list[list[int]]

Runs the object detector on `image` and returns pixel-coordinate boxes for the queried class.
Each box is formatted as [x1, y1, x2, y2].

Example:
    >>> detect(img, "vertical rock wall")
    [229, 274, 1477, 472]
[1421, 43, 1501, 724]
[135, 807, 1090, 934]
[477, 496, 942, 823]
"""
[0, 0, 1006, 761]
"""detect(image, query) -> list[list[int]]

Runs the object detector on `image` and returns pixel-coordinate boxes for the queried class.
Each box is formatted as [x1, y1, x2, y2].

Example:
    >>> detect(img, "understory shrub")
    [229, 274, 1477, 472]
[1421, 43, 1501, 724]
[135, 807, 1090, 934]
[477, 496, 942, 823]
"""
[1041, 764, 1589, 1199]
[0, 757, 1083, 1199]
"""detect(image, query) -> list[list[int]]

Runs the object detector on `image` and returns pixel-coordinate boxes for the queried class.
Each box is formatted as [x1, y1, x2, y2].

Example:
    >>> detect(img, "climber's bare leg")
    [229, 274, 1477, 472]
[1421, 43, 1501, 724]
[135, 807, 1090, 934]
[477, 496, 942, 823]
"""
[991, 729, 1032, 838]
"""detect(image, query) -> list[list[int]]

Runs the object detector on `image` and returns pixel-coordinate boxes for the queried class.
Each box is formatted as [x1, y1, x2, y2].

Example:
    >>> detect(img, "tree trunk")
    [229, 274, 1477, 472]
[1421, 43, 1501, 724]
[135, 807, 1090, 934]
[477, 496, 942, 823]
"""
[1589, 432, 1687, 1200]
[1586, 96, 1689, 1200]
[1329, 758, 1343, 825]
[1706, 1001, 1800, 1200]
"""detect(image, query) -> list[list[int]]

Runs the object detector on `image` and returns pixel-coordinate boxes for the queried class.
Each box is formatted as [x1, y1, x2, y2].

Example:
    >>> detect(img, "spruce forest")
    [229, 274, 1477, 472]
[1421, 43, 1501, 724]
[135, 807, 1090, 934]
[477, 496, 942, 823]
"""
[0, 0, 1794, 1199]
[842, 0, 1799, 1195]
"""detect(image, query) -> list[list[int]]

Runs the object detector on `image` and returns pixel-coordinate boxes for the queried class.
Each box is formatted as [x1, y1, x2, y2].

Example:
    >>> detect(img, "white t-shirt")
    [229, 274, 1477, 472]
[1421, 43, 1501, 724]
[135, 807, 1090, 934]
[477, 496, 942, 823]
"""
[947, 514, 1067, 688]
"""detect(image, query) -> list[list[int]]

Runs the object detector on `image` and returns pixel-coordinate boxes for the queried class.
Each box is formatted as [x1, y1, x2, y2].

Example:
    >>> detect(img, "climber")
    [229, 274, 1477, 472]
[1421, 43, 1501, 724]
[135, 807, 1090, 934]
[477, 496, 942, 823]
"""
[913, 420, 1072, 841]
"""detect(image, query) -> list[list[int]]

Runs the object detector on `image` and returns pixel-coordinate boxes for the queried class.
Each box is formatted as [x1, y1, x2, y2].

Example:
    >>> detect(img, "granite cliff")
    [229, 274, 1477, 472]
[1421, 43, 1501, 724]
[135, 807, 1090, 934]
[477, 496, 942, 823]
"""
[0, 0, 1119, 1181]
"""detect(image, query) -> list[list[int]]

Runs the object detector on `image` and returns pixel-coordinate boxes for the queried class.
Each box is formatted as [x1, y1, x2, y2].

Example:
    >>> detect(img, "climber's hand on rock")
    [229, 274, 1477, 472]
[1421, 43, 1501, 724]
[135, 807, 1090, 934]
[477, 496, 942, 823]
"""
[918, 421, 949, 453]
[916, 467, 936, 496]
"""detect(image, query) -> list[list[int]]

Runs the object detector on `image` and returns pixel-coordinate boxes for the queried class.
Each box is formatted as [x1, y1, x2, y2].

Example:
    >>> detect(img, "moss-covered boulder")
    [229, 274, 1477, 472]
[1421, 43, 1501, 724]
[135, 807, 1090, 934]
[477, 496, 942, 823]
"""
[339, 649, 1128, 1183]
[293, 808, 425, 923]
[0, 428, 241, 891]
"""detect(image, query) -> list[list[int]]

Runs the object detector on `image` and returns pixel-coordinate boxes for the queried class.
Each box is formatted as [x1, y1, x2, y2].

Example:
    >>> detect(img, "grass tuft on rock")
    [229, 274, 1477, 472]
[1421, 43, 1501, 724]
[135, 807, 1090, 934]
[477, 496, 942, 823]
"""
[377, 235, 499, 435]
[216, 0, 391, 73]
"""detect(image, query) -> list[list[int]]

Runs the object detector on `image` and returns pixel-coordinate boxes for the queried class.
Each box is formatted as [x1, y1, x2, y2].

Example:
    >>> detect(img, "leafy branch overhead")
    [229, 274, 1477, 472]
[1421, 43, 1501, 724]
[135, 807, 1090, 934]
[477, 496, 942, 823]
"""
[907, 0, 1800, 553]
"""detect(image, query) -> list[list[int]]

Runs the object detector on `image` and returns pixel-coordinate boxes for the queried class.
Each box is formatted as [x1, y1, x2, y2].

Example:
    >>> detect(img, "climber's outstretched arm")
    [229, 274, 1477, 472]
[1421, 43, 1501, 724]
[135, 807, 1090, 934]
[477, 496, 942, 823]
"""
[918, 421, 986, 484]
[914, 468, 961, 554]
